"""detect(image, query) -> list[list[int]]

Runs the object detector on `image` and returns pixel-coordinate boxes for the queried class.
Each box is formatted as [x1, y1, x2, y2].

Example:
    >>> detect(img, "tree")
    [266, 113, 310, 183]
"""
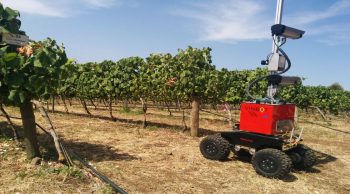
[328, 82, 344, 91]
[175, 47, 215, 137]
[0, 3, 68, 159]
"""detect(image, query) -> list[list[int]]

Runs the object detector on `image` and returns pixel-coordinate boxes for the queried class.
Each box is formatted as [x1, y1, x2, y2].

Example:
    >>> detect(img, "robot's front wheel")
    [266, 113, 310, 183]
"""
[200, 134, 231, 161]
[252, 148, 292, 178]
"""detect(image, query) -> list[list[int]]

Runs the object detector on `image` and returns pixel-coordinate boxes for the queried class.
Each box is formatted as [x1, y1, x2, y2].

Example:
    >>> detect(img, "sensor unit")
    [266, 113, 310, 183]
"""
[268, 53, 286, 71]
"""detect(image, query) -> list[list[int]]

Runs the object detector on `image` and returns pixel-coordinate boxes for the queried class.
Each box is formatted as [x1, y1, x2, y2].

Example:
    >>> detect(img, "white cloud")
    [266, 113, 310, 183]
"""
[286, 0, 350, 45]
[1, 0, 66, 17]
[307, 23, 350, 46]
[177, 0, 350, 45]
[176, 0, 271, 42]
[83, 0, 120, 8]
[287, 0, 350, 26]
[0, 0, 122, 17]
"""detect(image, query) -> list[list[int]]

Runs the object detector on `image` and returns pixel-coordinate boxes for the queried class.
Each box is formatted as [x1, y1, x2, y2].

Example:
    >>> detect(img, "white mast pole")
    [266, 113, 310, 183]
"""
[267, 0, 284, 100]
[272, 0, 284, 53]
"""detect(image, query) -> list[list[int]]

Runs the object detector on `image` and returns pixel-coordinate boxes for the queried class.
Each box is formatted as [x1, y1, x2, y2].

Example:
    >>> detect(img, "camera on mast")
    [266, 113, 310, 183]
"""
[271, 24, 305, 39]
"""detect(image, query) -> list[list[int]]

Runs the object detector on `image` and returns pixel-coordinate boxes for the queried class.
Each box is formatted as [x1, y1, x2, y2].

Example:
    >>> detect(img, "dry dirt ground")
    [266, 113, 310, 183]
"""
[0, 103, 350, 194]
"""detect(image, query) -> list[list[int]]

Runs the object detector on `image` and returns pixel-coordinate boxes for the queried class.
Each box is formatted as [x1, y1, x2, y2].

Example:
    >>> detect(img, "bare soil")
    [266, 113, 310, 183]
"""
[0, 103, 350, 194]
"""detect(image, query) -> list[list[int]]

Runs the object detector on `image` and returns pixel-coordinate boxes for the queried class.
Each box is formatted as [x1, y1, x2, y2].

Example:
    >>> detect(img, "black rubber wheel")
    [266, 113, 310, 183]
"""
[200, 134, 231, 161]
[289, 145, 316, 170]
[252, 148, 292, 178]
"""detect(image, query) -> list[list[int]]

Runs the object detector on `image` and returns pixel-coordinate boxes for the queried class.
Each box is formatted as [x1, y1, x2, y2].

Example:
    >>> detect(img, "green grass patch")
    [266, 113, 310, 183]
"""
[102, 185, 115, 194]
[145, 125, 159, 131]
[119, 107, 131, 113]
[119, 108, 143, 115]
[47, 166, 85, 180]
[0, 151, 9, 160]
[16, 171, 28, 180]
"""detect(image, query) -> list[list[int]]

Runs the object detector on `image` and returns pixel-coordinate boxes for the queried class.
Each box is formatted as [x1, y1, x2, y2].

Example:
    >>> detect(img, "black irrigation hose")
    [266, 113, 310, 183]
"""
[38, 126, 127, 193]
[65, 147, 128, 194]
[59, 143, 74, 167]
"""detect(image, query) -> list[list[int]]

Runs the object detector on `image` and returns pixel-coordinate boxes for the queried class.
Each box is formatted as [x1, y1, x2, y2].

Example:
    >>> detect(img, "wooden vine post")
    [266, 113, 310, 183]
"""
[140, 98, 148, 128]
[32, 100, 65, 162]
[190, 97, 200, 137]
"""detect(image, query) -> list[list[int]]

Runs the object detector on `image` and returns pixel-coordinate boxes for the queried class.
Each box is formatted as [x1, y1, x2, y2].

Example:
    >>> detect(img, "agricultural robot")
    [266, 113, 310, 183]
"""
[199, 0, 316, 178]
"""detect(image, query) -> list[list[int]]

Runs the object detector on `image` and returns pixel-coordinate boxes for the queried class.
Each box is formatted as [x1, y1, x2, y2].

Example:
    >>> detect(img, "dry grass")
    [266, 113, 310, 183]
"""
[0, 103, 350, 194]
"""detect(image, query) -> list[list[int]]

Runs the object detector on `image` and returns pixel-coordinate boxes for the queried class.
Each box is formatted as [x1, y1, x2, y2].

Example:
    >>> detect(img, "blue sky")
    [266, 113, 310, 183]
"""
[2, 0, 350, 90]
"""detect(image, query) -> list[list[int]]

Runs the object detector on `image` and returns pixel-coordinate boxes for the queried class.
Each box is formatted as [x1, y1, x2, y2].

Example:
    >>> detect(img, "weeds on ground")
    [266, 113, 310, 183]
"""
[15, 165, 86, 181]
[46, 166, 85, 180]
[102, 185, 115, 194]
[119, 108, 143, 115]
[16, 171, 28, 180]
